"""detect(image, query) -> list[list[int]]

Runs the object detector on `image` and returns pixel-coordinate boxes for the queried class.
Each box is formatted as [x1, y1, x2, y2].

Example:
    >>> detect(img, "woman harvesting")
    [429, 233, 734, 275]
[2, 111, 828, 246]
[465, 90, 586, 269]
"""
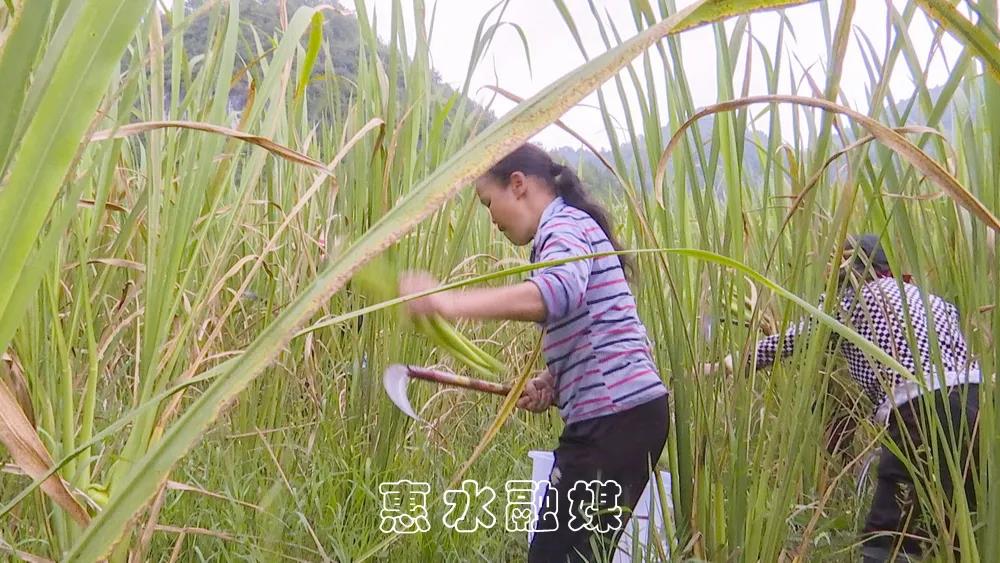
[399, 143, 669, 562]
[706, 235, 982, 562]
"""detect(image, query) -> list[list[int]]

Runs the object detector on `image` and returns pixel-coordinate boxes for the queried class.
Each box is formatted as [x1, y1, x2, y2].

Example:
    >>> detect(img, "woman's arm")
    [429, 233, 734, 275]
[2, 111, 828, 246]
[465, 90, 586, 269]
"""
[755, 317, 810, 367]
[399, 222, 593, 324]
[702, 315, 816, 377]
[442, 282, 547, 322]
[399, 272, 546, 323]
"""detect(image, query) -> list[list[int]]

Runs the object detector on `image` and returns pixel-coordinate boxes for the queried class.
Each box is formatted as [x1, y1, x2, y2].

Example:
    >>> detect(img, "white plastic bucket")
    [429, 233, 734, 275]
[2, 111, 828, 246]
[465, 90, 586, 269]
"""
[527, 450, 672, 562]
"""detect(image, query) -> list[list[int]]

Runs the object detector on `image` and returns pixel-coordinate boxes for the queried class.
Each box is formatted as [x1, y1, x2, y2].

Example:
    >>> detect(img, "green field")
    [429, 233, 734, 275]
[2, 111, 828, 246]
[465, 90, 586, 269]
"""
[0, 0, 997, 561]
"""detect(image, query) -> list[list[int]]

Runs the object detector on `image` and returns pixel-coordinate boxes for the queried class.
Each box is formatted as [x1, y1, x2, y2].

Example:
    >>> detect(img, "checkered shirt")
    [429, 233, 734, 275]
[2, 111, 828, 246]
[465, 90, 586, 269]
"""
[754, 277, 979, 408]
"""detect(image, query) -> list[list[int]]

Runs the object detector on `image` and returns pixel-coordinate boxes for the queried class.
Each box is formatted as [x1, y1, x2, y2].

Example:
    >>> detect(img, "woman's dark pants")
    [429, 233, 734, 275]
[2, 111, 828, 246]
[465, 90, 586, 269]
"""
[528, 395, 669, 563]
[861, 384, 980, 561]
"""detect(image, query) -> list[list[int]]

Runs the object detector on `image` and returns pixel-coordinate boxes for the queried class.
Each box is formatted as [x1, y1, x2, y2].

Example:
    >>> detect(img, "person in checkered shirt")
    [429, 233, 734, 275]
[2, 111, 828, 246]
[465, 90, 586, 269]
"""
[706, 234, 982, 562]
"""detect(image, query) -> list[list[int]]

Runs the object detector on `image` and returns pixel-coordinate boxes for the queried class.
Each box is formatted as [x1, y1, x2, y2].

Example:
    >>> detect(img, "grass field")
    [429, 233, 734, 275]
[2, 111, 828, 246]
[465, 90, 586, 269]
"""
[0, 0, 997, 561]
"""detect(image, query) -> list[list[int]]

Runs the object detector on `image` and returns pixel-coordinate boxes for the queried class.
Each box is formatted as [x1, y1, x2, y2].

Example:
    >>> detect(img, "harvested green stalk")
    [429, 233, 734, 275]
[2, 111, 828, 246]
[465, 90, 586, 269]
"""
[353, 258, 505, 379]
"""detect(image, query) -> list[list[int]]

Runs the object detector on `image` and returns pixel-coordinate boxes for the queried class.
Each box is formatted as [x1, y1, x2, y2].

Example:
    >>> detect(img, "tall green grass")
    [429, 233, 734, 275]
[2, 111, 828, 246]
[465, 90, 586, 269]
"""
[0, 0, 996, 561]
[558, 2, 998, 560]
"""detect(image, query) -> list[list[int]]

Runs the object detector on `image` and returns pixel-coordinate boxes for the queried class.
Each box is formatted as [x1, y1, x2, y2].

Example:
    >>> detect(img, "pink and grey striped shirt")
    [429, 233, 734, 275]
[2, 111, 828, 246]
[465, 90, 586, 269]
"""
[527, 197, 668, 424]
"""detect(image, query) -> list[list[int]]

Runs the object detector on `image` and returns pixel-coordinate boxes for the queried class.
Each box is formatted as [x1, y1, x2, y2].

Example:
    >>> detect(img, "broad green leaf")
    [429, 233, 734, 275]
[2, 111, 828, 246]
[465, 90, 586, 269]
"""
[0, 0, 48, 172]
[0, 0, 153, 356]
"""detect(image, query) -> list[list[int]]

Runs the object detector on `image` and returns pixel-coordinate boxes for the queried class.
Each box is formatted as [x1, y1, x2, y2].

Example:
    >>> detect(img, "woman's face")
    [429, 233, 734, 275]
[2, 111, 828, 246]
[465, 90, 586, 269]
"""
[474, 173, 535, 246]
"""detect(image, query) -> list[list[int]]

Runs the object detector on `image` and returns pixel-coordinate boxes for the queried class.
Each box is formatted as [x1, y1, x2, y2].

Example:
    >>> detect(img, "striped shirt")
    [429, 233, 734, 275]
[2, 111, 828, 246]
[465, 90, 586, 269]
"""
[527, 197, 668, 424]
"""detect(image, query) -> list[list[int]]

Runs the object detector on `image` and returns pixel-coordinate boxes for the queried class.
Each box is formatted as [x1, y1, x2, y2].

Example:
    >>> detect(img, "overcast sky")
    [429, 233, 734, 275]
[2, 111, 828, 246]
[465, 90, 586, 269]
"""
[360, 1, 964, 150]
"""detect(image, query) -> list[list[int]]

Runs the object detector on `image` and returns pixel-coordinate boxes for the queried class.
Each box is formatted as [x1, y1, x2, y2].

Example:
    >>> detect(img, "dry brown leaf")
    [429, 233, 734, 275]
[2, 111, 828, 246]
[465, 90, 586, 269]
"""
[0, 377, 90, 526]
[90, 120, 333, 175]
[165, 480, 263, 512]
[1, 351, 34, 426]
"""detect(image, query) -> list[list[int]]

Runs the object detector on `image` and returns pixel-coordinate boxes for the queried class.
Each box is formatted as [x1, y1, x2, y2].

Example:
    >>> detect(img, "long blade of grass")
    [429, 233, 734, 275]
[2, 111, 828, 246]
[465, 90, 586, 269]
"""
[90, 120, 335, 174]
[808, 0, 854, 172]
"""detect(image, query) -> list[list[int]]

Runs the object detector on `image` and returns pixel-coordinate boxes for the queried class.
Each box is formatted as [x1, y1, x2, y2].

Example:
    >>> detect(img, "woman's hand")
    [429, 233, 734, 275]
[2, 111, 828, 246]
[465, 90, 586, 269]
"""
[517, 370, 556, 413]
[701, 354, 734, 377]
[398, 271, 450, 318]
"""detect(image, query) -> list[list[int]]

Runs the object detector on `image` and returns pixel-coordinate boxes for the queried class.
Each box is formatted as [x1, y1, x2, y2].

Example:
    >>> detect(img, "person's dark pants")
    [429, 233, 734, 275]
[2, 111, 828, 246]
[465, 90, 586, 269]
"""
[528, 394, 670, 563]
[861, 384, 980, 561]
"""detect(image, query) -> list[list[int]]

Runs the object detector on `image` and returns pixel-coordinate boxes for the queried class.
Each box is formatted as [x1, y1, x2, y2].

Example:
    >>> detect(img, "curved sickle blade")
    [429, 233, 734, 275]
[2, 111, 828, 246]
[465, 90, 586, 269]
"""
[383, 364, 421, 422]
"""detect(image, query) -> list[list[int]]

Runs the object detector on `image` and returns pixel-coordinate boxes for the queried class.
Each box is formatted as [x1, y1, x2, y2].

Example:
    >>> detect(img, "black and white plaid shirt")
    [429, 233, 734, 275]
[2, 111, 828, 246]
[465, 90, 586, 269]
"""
[754, 277, 980, 410]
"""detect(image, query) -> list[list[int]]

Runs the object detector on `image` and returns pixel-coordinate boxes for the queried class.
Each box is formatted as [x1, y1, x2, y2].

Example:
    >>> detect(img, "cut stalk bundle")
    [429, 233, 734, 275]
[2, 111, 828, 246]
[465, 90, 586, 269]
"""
[353, 258, 505, 379]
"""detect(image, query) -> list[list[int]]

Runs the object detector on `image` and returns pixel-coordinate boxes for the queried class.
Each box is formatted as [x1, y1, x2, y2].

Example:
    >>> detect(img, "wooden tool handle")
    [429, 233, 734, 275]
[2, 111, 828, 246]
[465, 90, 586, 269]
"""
[406, 366, 512, 396]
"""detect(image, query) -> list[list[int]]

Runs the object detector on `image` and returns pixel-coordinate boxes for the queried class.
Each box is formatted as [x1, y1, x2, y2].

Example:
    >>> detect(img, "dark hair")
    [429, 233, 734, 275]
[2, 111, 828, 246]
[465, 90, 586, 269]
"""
[839, 233, 892, 285]
[484, 144, 631, 271]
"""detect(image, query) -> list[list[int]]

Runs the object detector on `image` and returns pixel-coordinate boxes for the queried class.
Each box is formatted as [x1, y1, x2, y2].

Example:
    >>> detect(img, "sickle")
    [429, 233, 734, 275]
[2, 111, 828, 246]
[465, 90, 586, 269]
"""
[382, 364, 513, 422]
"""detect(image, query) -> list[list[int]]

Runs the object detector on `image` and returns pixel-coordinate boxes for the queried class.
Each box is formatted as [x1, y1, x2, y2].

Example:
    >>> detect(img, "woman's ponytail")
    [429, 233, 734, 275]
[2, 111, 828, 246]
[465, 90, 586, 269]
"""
[485, 144, 632, 276]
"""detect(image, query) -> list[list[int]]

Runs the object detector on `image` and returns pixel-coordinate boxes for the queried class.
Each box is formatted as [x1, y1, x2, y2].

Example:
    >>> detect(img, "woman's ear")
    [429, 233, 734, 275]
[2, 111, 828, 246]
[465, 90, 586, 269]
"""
[509, 171, 528, 199]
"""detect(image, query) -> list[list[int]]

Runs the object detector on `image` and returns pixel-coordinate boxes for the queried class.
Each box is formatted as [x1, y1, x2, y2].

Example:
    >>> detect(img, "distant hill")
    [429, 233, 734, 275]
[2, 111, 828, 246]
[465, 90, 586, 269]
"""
[173, 0, 495, 127]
